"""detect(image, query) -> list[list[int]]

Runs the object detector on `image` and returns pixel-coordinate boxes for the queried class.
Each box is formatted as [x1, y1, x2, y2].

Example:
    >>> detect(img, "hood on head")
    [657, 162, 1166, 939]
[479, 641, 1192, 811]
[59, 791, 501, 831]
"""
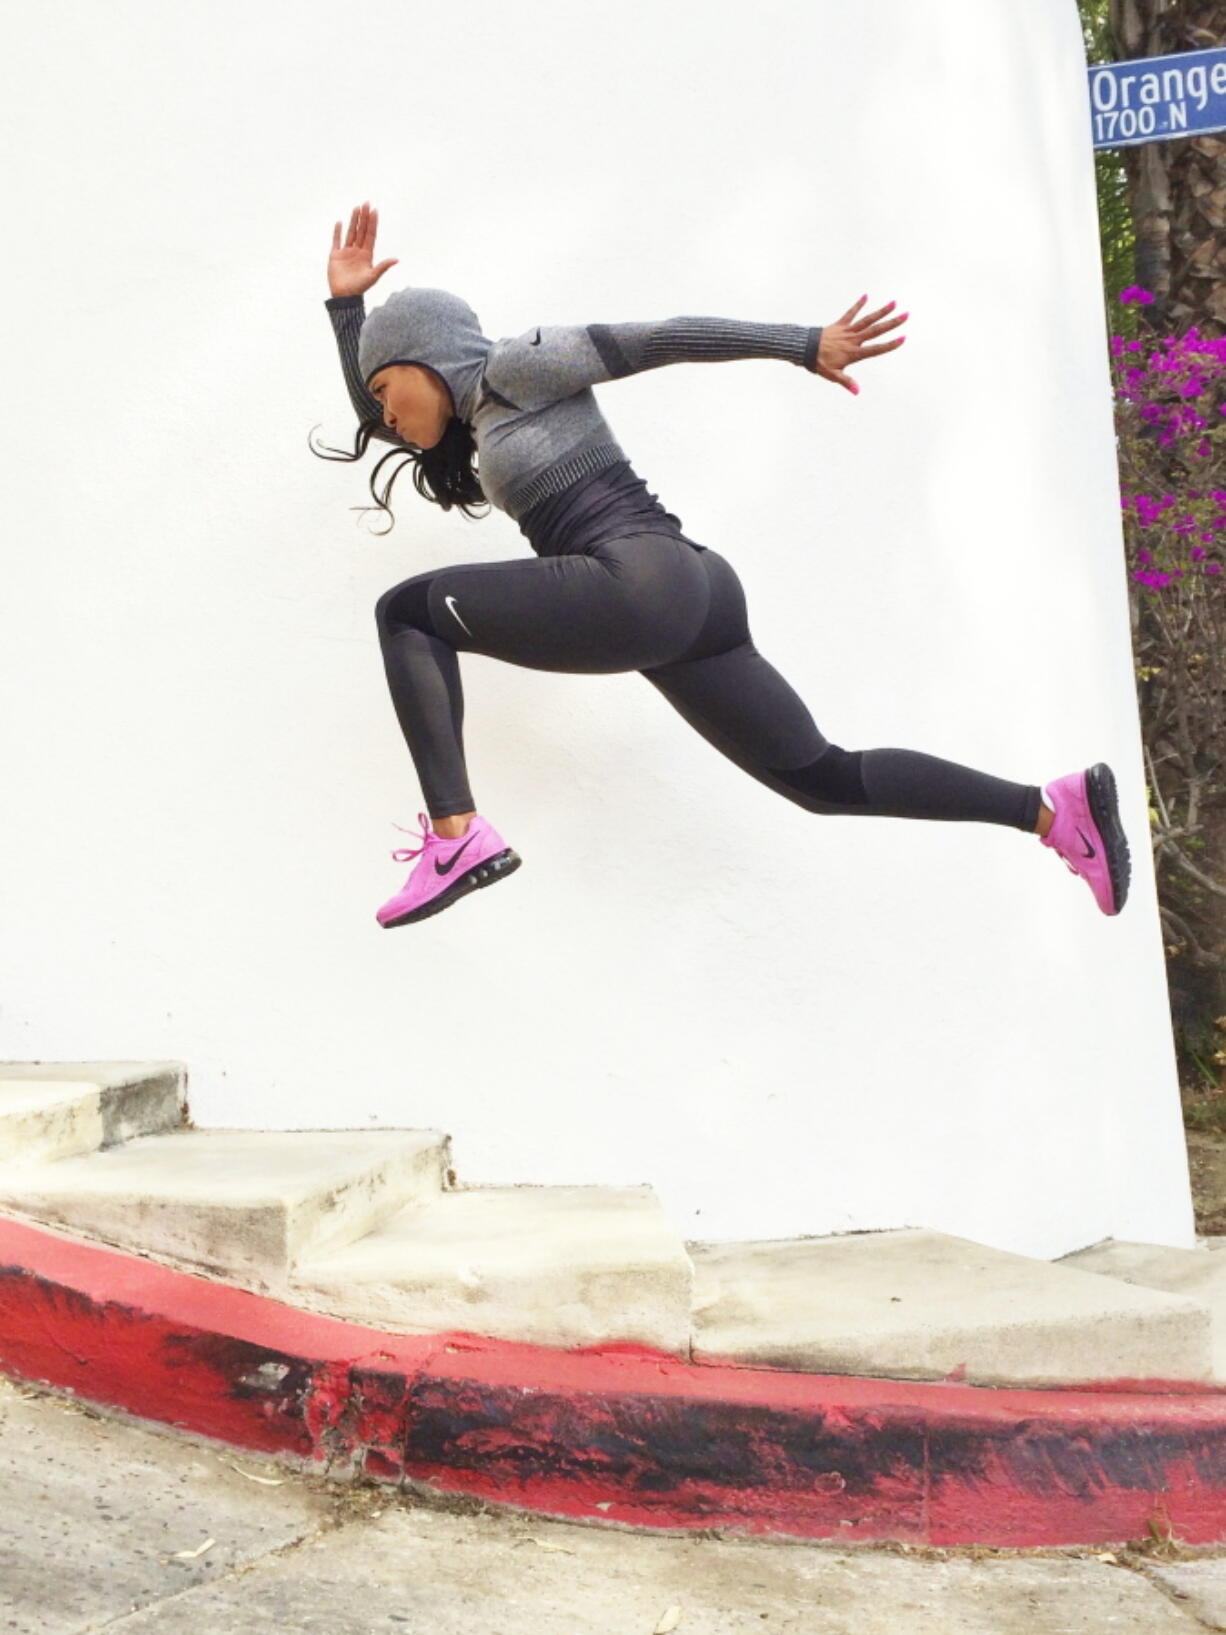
[358, 287, 491, 427]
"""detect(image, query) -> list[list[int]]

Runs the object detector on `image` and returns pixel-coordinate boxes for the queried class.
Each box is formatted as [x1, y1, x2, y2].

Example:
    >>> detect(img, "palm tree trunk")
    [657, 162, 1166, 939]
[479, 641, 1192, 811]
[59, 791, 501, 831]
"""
[1108, 0, 1226, 339]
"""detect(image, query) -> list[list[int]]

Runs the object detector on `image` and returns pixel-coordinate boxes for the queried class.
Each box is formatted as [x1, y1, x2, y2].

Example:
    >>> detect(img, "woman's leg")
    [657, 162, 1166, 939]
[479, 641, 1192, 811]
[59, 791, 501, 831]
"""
[376, 578, 473, 820]
[641, 549, 1045, 831]
[375, 536, 712, 822]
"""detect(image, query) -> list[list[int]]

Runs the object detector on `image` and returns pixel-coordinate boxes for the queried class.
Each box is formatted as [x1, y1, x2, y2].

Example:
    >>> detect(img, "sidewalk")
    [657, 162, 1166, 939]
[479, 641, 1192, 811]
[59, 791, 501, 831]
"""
[7, 1374, 1226, 1635]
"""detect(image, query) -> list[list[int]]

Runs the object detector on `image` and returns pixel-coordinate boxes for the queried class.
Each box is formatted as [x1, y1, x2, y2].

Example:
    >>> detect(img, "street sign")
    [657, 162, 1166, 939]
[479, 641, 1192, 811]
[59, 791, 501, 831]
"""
[1089, 45, 1226, 149]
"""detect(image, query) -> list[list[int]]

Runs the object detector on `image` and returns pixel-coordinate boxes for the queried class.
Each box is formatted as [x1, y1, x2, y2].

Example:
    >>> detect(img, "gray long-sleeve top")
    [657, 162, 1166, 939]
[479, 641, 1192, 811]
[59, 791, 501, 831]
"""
[325, 293, 822, 522]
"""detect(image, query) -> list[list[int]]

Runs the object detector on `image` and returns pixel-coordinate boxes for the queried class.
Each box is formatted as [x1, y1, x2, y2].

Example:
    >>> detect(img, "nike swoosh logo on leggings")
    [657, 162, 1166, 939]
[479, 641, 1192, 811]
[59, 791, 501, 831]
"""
[444, 595, 474, 636]
[435, 833, 478, 876]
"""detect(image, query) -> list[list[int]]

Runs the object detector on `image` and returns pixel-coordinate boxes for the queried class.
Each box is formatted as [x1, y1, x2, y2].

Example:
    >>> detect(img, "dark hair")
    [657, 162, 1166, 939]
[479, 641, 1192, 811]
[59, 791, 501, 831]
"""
[308, 413, 491, 534]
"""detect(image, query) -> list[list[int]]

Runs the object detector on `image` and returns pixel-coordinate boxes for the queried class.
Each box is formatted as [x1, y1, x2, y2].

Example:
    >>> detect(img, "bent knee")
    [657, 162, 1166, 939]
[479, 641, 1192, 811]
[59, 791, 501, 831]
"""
[376, 576, 438, 639]
[772, 744, 868, 806]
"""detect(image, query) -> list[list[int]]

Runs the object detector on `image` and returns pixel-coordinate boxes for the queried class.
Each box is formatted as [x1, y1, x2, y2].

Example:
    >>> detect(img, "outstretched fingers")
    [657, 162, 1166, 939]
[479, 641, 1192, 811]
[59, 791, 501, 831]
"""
[343, 201, 369, 249]
[853, 299, 896, 329]
[850, 299, 908, 359]
[856, 333, 908, 359]
[350, 201, 383, 253]
[856, 334, 907, 360]
[837, 295, 869, 325]
[851, 300, 906, 334]
[834, 295, 908, 341]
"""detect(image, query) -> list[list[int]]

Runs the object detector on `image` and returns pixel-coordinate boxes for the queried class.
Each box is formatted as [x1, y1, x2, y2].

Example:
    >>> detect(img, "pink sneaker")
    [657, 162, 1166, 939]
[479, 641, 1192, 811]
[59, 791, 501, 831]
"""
[1040, 763, 1130, 915]
[377, 812, 521, 928]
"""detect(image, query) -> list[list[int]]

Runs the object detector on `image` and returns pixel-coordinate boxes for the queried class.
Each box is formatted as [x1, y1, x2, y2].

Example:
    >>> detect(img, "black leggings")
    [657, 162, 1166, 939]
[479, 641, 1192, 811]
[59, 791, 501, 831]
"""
[374, 531, 1043, 831]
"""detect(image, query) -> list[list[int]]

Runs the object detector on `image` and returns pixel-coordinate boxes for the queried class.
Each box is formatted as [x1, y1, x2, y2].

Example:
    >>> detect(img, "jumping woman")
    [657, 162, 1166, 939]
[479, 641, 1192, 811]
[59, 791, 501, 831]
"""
[311, 201, 1131, 929]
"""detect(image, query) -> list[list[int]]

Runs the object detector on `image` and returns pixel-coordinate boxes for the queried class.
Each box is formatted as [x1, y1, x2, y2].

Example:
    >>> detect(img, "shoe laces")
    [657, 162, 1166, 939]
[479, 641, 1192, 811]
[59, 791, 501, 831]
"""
[390, 811, 440, 864]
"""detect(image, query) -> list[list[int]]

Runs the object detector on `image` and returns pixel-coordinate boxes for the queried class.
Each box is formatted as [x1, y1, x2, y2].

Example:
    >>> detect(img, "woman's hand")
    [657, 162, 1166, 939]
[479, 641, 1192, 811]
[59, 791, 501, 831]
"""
[815, 296, 908, 395]
[328, 201, 400, 299]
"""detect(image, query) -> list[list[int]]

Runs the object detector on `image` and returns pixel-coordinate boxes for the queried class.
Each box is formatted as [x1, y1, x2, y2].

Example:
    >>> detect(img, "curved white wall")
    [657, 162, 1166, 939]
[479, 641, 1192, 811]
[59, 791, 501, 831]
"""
[0, 0, 1193, 1258]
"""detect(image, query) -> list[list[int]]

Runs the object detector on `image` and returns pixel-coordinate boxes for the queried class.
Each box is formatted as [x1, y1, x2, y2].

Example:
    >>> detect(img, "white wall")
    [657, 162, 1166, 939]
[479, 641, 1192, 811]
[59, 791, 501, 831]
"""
[0, 0, 1193, 1258]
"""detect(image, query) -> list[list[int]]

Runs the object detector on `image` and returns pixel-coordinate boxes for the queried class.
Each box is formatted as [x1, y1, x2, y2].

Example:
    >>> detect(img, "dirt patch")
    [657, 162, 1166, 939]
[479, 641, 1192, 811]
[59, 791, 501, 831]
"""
[1184, 1125, 1226, 1234]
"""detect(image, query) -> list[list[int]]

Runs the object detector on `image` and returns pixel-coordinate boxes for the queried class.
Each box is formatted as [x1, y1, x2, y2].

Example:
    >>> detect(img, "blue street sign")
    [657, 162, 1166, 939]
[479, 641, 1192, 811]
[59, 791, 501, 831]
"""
[1089, 45, 1226, 149]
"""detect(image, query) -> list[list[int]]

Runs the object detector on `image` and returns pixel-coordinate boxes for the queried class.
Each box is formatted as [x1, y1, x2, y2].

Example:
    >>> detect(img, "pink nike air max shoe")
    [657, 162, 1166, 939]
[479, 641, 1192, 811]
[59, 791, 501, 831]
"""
[377, 812, 521, 928]
[1040, 763, 1131, 916]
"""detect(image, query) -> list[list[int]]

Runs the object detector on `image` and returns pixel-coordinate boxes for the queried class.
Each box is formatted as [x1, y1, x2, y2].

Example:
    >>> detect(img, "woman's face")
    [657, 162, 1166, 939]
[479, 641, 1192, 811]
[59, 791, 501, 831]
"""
[368, 364, 454, 449]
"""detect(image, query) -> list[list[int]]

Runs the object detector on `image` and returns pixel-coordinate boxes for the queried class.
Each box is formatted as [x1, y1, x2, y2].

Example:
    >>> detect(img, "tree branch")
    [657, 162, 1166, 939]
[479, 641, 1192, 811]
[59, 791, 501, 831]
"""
[1160, 905, 1218, 967]
[1160, 841, 1226, 902]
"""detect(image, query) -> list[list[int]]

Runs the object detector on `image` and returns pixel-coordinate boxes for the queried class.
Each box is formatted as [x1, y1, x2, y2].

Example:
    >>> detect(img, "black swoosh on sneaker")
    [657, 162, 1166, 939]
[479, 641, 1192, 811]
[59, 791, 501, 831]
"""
[1076, 827, 1097, 860]
[435, 833, 478, 876]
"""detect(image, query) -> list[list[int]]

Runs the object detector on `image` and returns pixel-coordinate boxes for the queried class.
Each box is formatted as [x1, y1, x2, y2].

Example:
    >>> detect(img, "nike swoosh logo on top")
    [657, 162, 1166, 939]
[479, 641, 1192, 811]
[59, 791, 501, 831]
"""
[444, 595, 474, 636]
[435, 833, 478, 876]
[531, 328, 541, 345]
[1076, 827, 1097, 859]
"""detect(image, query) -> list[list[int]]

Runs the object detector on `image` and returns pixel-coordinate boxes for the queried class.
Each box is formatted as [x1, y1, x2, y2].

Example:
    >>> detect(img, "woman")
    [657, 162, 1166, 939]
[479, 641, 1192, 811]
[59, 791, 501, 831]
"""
[312, 201, 1131, 929]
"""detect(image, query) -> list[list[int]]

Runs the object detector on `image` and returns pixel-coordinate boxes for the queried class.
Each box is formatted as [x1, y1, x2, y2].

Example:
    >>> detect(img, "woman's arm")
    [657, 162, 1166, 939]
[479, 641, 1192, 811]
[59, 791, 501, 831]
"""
[325, 293, 408, 448]
[483, 315, 823, 413]
[485, 296, 908, 409]
[324, 201, 407, 444]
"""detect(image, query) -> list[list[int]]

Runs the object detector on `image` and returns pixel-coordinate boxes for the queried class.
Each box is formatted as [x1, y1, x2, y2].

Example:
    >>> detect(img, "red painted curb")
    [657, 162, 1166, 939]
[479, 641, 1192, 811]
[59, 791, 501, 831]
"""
[3, 1214, 1226, 1548]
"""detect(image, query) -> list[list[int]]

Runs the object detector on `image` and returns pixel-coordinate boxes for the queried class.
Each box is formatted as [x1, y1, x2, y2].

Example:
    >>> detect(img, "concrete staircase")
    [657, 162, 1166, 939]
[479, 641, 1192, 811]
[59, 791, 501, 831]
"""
[0, 1061, 1218, 1389]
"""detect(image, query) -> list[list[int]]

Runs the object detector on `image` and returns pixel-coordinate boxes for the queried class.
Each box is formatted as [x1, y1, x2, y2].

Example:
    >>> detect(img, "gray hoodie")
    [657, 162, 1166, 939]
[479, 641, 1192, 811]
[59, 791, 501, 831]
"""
[327, 286, 821, 522]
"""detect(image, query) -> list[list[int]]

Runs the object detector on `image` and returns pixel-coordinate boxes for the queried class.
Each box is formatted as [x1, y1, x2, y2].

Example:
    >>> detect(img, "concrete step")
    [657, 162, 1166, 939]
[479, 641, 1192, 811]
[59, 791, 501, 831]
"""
[291, 1183, 694, 1355]
[1060, 1238, 1226, 1381]
[688, 1228, 1214, 1387]
[0, 1061, 186, 1166]
[0, 1127, 449, 1288]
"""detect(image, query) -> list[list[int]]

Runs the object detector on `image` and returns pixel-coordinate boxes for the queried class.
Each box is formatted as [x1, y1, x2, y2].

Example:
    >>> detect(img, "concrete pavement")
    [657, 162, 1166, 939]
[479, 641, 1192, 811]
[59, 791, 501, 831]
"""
[7, 1373, 1226, 1635]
